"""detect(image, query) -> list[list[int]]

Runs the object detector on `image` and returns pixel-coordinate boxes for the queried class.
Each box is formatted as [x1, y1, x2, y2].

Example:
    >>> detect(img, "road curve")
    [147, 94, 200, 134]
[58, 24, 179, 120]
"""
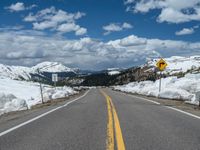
[0, 88, 200, 150]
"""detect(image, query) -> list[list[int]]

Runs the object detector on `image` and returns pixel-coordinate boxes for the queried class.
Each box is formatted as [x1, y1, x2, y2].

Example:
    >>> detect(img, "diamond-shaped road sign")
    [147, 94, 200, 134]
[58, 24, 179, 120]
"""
[156, 58, 168, 71]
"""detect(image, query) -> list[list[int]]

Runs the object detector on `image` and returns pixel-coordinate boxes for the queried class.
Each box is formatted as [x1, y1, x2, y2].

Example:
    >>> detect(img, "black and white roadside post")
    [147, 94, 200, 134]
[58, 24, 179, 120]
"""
[37, 69, 44, 104]
[159, 71, 162, 92]
[196, 91, 200, 108]
[52, 74, 58, 89]
[156, 58, 168, 93]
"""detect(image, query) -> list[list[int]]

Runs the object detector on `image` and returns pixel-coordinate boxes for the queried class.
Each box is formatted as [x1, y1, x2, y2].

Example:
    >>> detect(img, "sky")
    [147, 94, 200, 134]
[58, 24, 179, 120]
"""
[0, 0, 200, 70]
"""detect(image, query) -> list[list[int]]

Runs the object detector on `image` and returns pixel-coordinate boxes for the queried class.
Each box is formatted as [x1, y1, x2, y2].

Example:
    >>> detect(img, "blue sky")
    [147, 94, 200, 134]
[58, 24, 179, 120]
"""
[0, 0, 200, 70]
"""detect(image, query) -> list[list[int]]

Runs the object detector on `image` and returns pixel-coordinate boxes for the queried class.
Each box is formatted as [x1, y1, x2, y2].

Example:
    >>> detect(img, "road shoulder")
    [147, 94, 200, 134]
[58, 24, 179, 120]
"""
[112, 89, 200, 118]
[0, 89, 88, 133]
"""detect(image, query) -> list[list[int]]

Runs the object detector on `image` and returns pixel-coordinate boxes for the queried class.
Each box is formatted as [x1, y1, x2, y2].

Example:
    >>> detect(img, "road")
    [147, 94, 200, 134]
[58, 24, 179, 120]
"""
[0, 88, 200, 150]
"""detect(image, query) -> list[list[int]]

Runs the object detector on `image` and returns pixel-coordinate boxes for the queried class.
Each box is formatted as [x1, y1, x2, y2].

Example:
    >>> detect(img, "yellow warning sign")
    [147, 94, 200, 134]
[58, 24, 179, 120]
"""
[156, 58, 168, 71]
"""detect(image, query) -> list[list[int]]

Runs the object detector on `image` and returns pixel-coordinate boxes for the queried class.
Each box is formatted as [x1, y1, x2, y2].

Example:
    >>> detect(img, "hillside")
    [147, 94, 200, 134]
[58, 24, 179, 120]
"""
[114, 56, 200, 105]
[66, 55, 200, 86]
[0, 62, 77, 81]
[146, 56, 200, 75]
[1, 55, 200, 86]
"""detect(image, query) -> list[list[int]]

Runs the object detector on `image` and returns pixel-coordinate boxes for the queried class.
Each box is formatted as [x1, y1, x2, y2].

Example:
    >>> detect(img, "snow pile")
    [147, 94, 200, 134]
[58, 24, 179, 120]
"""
[108, 71, 120, 75]
[0, 77, 77, 115]
[0, 93, 28, 115]
[114, 73, 200, 105]
[43, 86, 78, 100]
[147, 56, 200, 75]
[107, 68, 121, 75]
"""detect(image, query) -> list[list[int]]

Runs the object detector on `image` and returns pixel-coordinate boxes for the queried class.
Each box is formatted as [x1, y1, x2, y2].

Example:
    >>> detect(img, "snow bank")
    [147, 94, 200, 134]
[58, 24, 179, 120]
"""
[114, 73, 200, 105]
[0, 93, 28, 115]
[108, 71, 120, 75]
[147, 56, 200, 75]
[0, 77, 77, 115]
[43, 86, 77, 100]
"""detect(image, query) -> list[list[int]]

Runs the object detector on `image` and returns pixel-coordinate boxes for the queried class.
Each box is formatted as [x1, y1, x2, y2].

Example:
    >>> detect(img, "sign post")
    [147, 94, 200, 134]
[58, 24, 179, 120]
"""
[37, 69, 44, 104]
[52, 74, 58, 87]
[195, 91, 200, 108]
[156, 58, 168, 92]
[159, 71, 162, 92]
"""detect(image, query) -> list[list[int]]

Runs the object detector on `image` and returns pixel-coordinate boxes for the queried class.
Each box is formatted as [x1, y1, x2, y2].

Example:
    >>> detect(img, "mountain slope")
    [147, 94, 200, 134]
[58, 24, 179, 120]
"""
[31, 62, 76, 73]
[0, 64, 31, 80]
[147, 56, 200, 75]
[74, 55, 200, 86]
[0, 62, 77, 81]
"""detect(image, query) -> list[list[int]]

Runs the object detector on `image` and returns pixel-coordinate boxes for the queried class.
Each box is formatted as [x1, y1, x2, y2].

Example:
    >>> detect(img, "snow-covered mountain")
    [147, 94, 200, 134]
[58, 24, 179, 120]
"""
[0, 64, 31, 80]
[31, 62, 76, 73]
[146, 56, 200, 75]
[0, 62, 77, 80]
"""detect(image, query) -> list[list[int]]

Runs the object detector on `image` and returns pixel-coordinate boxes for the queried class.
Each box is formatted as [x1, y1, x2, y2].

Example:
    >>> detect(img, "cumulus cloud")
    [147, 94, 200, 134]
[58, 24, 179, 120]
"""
[0, 29, 200, 70]
[125, 0, 200, 23]
[103, 22, 133, 35]
[0, 25, 24, 31]
[24, 7, 87, 36]
[5, 2, 36, 12]
[57, 23, 87, 35]
[175, 25, 199, 35]
[175, 28, 194, 36]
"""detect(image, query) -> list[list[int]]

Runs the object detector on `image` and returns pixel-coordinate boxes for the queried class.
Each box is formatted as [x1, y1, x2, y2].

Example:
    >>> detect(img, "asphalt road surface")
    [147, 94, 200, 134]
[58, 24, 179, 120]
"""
[0, 88, 200, 150]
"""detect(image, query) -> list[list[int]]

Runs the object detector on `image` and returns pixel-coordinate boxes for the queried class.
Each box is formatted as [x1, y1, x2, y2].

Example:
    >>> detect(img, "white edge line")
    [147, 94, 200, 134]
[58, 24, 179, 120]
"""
[125, 93, 160, 105]
[0, 90, 90, 137]
[119, 91, 200, 120]
[165, 106, 200, 120]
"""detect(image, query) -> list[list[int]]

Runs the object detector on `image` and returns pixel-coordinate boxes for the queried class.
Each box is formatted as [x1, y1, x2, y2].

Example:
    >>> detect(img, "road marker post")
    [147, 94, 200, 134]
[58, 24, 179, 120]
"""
[195, 91, 200, 108]
[37, 69, 44, 104]
[156, 58, 168, 92]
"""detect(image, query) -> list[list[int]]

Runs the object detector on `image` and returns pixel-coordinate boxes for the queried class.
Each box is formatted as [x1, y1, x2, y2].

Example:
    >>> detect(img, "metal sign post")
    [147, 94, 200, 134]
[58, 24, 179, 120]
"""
[159, 71, 162, 92]
[156, 58, 168, 93]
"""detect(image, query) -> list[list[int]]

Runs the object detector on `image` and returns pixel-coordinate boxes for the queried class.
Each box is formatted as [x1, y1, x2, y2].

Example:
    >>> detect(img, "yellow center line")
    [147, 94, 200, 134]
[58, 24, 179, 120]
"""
[100, 90, 126, 150]
[101, 91, 114, 150]
[110, 98, 126, 150]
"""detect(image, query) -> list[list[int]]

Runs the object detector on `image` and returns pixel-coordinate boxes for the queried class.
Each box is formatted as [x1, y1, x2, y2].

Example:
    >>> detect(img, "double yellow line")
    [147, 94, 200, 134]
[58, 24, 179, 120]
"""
[101, 90, 126, 150]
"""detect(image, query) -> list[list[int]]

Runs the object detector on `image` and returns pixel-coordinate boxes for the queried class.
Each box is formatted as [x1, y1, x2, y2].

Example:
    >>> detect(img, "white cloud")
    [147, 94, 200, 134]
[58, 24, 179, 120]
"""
[0, 25, 24, 31]
[103, 22, 133, 35]
[23, 13, 37, 22]
[0, 30, 200, 70]
[28, 4, 37, 10]
[175, 28, 194, 36]
[57, 23, 79, 32]
[125, 0, 200, 23]
[175, 25, 199, 35]
[57, 23, 87, 35]
[6, 2, 37, 12]
[75, 27, 87, 35]
[24, 7, 86, 36]
[6, 2, 25, 12]
[122, 22, 133, 29]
